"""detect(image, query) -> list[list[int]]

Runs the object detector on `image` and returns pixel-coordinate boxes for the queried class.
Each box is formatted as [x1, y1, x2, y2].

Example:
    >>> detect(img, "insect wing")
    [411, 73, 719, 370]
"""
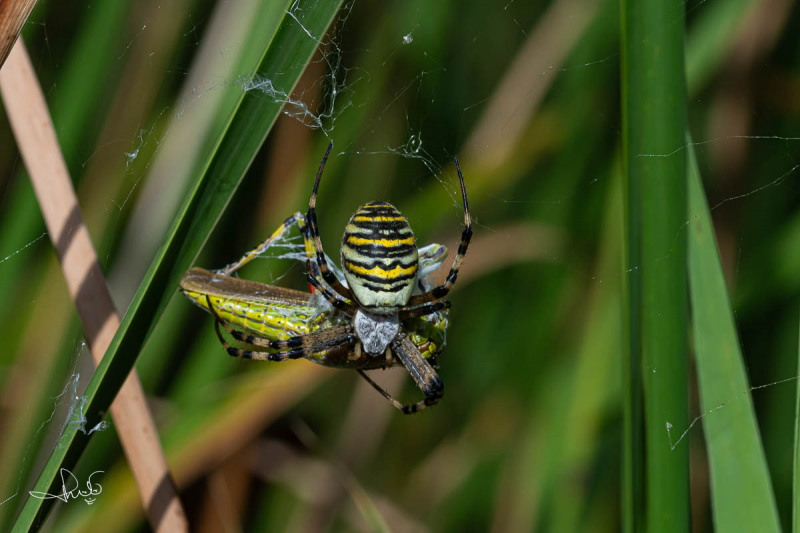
[179, 268, 344, 341]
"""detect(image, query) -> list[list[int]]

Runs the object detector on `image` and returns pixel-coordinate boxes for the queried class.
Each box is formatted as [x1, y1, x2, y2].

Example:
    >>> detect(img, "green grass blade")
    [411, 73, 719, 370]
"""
[686, 143, 781, 531]
[621, 0, 689, 529]
[12, 1, 343, 529]
[685, 0, 755, 96]
[794, 314, 800, 532]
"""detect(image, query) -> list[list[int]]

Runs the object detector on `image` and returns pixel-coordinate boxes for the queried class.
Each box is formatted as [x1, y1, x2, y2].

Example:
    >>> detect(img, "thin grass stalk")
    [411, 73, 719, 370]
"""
[621, 215, 643, 533]
[0, 41, 188, 532]
[621, 8, 643, 532]
[621, 0, 689, 529]
[793, 315, 800, 532]
[463, 0, 600, 167]
[684, 0, 756, 96]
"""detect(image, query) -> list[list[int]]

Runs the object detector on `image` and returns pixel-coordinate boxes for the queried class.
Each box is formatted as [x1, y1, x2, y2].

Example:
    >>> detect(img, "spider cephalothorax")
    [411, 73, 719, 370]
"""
[180, 143, 471, 414]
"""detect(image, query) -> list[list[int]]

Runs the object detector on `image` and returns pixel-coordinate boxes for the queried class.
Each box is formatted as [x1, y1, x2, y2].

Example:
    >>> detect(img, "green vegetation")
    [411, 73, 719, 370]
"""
[0, 0, 798, 530]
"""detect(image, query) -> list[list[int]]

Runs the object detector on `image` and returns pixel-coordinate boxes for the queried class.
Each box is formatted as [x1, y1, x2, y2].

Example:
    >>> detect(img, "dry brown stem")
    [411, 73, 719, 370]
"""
[0, 0, 37, 67]
[0, 40, 188, 532]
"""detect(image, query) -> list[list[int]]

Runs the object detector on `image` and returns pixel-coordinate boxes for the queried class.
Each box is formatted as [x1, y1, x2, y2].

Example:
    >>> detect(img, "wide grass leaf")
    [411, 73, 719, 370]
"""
[687, 143, 780, 531]
[12, 0, 343, 530]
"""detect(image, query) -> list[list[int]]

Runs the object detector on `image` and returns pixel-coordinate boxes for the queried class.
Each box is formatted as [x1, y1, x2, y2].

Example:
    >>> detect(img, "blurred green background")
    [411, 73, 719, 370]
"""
[0, 0, 798, 530]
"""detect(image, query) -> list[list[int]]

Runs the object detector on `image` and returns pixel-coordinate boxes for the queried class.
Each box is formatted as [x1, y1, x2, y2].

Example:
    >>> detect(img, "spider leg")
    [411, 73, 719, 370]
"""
[214, 319, 355, 361]
[306, 143, 355, 301]
[398, 300, 451, 320]
[212, 205, 353, 312]
[359, 333, 443, 414]
[406, 156, 471, 306]
[306, 266, 357, 314]
[295, 212, 358, 313]
[357, 370, 410, 410]
[296, 216, 321, 278]
[219, 212, 305, 276]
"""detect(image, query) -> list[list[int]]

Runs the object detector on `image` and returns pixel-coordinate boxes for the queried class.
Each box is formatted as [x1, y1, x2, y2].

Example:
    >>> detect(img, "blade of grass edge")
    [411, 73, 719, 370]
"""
[794, 313, 800, 533]
[686, 141, 780, 531]
[12, 1, 344, 530]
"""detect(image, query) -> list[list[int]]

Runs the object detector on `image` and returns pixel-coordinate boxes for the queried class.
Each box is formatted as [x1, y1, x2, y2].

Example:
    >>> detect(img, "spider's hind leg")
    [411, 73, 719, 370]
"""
[357, 370, 442, 415]
[357, 333, 444, 415]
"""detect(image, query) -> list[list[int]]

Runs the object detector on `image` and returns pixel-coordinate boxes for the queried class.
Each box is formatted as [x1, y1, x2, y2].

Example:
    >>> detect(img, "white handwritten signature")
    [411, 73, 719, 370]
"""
[29, 468, 103, 505]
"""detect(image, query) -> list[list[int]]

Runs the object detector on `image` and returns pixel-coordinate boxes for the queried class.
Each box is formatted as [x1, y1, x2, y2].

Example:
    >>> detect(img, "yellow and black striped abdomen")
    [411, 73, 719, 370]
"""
[341, 201, 418, 311]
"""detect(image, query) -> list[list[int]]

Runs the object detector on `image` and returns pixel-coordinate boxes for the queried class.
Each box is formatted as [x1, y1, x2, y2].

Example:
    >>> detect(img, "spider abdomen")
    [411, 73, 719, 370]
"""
[341, 201, 418, 311]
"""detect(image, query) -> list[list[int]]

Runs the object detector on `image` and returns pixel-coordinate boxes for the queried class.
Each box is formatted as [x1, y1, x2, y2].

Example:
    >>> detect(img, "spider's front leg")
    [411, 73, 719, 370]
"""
[304, 143, 356, 302]
[398, 300, 451, 320]
[406, 156, 471, 306]
[297, 215, 358, 316]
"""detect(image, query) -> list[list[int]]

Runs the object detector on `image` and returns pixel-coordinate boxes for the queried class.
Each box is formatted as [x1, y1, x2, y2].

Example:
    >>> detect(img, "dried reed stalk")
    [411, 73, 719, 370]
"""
[0, 0, 37, 67]
[0, 40, 188, 532]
